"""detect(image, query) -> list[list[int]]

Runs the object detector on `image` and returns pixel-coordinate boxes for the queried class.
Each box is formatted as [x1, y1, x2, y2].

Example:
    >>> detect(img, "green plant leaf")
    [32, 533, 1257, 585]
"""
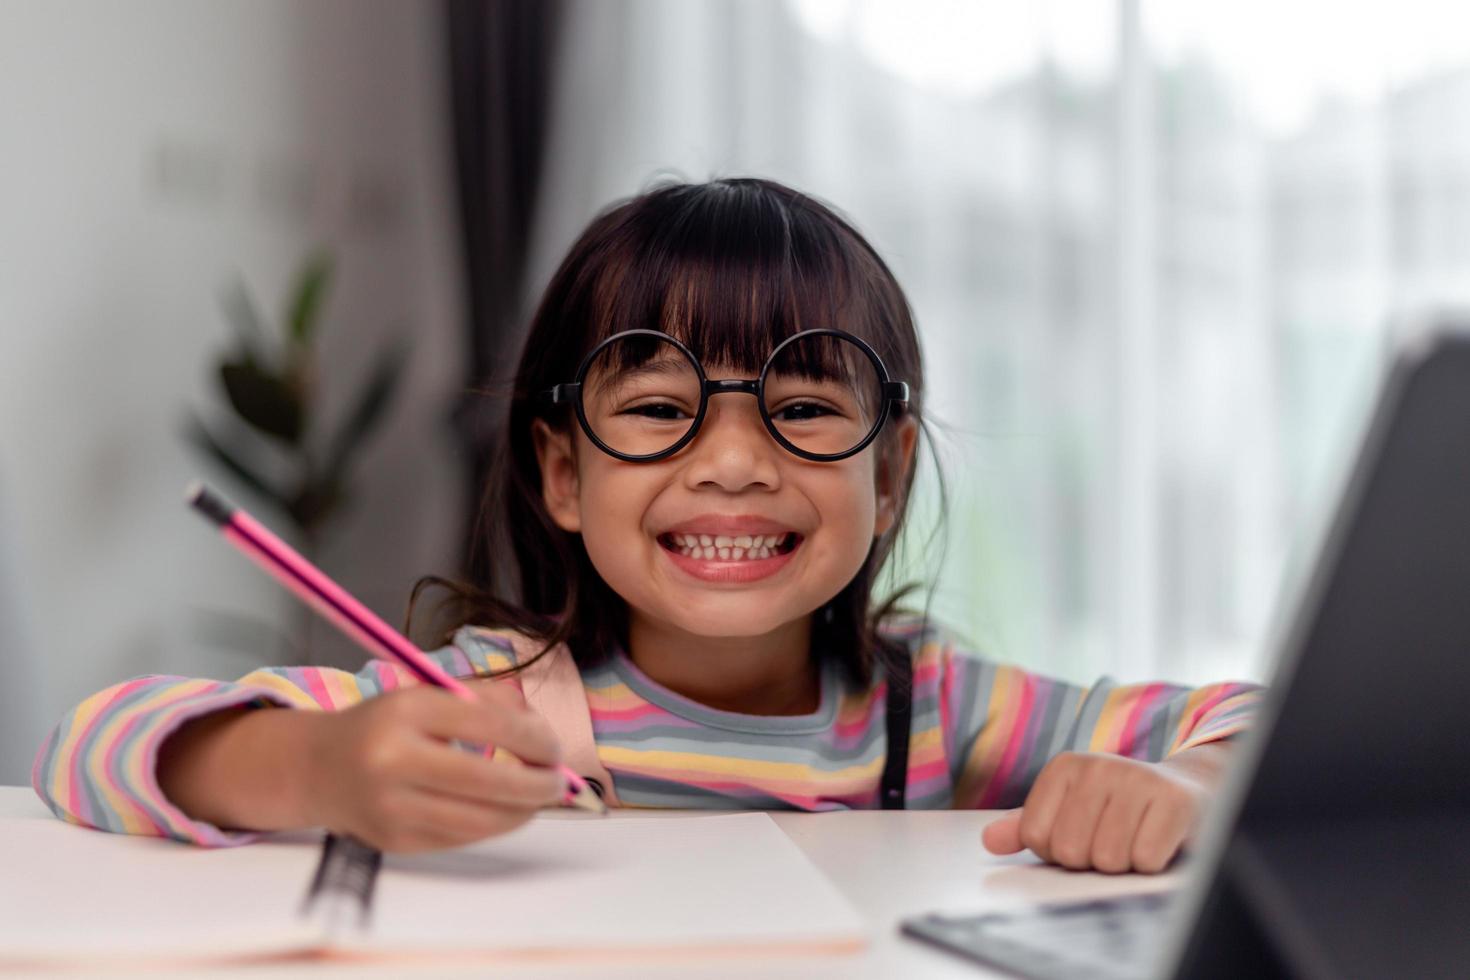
[219, 359, 305, 444]
[180, 413, 293, 519]
[287, 251, 333, 348]
[322, 336, 411, 480]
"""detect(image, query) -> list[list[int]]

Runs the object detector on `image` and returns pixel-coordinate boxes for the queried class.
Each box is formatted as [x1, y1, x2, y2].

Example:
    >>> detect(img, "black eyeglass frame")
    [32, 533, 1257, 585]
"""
[542, 328, 910, 463]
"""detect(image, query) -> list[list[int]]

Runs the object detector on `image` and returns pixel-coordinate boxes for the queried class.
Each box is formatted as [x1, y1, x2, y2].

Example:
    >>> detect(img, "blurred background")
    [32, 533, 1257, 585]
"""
[2, 0, 1466, 784]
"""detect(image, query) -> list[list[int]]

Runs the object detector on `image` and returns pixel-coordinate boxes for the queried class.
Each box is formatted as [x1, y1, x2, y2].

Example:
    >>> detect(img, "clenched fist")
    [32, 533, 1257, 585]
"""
[980, 743, 1232, 874]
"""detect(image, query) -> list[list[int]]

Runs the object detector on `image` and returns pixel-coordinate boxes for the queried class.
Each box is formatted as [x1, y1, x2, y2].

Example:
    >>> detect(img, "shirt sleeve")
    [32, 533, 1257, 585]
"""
[939, 641, 1263, 810]
[30, 629, 520, 847]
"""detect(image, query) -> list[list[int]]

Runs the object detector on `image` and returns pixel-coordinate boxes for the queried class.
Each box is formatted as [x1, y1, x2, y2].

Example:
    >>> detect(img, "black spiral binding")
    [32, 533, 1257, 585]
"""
[301, 832, 382, 929]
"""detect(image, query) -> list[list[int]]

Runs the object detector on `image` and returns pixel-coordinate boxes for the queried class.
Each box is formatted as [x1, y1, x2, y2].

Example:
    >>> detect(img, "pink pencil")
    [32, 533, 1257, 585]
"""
[185, 480, 605, 814]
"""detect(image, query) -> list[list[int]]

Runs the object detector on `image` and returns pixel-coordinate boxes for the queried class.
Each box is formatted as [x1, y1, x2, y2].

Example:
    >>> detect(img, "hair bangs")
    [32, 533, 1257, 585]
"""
[586, 182, 876, 376]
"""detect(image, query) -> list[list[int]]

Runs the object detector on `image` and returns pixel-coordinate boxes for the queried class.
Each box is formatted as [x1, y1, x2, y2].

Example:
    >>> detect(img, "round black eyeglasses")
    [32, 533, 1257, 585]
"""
[541, 328, 910, 463]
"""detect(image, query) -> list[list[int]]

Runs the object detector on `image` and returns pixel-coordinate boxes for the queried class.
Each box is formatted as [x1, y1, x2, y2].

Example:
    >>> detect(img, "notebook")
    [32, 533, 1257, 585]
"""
[0, 809, 866, 968]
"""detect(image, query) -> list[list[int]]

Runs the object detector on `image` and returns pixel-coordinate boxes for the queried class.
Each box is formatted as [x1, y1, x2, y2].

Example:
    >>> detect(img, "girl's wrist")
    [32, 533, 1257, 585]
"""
[1157, 741, 1233, 793]
[226, 706, 326, 831]
[159, 706, 324, 832]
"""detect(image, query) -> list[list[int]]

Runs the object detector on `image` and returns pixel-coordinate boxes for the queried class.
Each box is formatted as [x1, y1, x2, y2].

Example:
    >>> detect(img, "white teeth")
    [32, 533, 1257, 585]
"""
[664, 530, 798, 561]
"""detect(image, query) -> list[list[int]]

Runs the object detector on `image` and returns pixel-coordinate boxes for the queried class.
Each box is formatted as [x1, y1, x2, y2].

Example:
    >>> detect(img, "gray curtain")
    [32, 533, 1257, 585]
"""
[444, 0, 566, 584]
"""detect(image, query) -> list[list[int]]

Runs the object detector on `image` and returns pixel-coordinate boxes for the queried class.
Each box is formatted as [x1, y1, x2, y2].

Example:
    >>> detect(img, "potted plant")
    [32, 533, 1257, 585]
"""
[185, 250, 409, 662]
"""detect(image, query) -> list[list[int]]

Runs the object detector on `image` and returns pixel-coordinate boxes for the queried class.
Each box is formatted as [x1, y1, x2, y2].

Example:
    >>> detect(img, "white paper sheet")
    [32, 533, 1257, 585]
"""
[0, 813, 323, 965]
[0, 809, 865, 966]
[359, 812, 866, 957]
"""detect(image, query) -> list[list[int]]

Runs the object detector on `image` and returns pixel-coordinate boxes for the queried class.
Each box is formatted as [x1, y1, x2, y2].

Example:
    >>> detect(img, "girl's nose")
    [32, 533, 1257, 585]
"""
[680, 397, 782, 492]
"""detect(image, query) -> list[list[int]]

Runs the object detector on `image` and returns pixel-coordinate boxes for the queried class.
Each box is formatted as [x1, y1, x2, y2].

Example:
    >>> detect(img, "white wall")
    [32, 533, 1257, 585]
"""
[0, 0, 465, 783]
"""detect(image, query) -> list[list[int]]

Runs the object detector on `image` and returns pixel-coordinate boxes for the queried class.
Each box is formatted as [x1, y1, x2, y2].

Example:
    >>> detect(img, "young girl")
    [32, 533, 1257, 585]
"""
[33, 178, 1259, 874]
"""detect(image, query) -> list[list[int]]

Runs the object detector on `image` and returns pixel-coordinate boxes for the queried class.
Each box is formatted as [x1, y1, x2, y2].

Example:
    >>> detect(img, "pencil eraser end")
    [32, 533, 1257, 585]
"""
[185, 481, 235, 526]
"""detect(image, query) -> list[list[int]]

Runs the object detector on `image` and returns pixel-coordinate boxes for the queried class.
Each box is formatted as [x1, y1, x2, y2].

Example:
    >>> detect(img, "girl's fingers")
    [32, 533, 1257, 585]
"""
[980, 811, 1024, 854]
[404, 738, 566, 809]
[1014, 758, 1075, 865]
[1046, 775, 1111, 871]
[406, 687, 563, 768]
[412, 790, 537, 840]
[984, 756, 1207, 873]
[1130, 794, 1192, 873]
[1088, 791, 1152, 874]
[391, 790, 538, 852]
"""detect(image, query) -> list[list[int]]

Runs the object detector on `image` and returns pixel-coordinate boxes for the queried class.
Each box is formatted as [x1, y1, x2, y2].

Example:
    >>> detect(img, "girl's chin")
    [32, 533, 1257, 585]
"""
[656, 610, 797, 640]
[636, 589, 828, 641]
[647, 583, 812, 637]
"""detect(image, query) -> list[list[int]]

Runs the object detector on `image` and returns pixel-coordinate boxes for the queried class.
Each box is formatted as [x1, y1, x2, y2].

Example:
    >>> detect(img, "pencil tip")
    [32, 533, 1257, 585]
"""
[570, 783, 608, 815]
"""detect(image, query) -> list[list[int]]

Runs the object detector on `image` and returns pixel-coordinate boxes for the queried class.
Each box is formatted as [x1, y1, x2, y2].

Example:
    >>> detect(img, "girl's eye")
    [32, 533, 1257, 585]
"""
[623, 402, 690, 421]
[772, 401, 839, 422]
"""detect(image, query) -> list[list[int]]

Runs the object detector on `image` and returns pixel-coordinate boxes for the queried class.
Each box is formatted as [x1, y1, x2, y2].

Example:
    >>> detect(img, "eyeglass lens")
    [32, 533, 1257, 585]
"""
[579, 333, 884, 459]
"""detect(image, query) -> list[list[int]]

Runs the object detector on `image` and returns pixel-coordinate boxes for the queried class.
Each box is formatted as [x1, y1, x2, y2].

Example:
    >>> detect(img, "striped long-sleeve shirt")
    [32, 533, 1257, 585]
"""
[32, 616, 1261, 846]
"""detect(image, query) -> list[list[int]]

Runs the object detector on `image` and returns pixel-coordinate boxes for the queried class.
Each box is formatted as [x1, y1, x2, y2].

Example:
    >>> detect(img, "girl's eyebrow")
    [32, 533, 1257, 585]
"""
[590, 357, 696, 393]
[620, 359, 690, 379]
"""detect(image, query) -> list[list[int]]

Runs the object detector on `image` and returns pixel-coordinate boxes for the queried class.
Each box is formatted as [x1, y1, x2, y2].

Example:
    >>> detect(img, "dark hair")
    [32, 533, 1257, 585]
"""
[406, 177, 935, 690]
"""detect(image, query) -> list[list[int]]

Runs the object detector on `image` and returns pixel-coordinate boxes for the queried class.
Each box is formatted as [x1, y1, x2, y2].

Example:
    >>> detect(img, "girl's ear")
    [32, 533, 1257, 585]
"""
[532, 418, 583, 533]
[874, 416, 919, 538]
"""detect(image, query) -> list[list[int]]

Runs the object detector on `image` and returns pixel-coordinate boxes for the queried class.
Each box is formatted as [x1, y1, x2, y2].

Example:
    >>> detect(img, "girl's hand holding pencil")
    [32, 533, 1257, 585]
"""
[155, 681, 573, 852]
[178, 480, 604, 852]
[295, 683, 569, 852]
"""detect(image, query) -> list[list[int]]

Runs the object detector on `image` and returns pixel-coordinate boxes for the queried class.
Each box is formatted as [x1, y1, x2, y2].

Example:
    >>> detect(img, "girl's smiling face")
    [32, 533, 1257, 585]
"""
[482, 179, 928, 694]
[534, 371, 916, 640]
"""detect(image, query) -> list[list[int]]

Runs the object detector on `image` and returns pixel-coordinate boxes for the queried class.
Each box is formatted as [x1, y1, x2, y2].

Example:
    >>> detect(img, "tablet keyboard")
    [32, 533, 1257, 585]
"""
[900, 890, 1176, 980]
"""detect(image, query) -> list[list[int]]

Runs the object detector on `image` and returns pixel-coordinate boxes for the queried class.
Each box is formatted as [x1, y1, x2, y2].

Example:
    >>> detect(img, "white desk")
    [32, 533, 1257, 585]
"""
[0, 786, 1181, 978]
